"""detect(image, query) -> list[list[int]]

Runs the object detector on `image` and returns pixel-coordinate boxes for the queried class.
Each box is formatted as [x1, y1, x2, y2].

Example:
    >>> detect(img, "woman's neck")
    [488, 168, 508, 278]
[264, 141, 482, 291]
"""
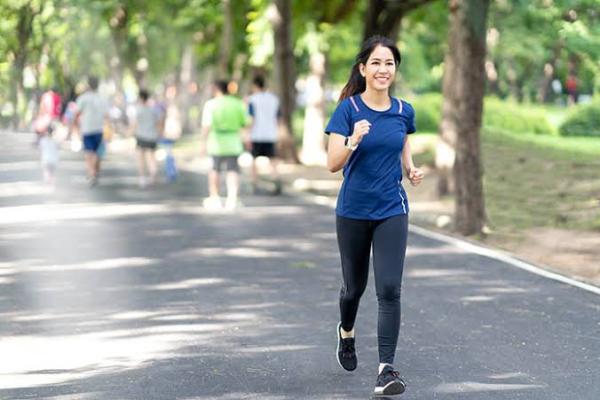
[360, 89, 390, 110]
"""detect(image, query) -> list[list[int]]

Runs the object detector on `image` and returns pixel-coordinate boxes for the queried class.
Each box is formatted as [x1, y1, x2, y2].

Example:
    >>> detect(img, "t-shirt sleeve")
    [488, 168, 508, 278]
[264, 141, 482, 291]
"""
[201, 100, 213, 128]
[74, 95, 85, 113]
[324, 99, 352, 137]
[405, 102, 416, 134]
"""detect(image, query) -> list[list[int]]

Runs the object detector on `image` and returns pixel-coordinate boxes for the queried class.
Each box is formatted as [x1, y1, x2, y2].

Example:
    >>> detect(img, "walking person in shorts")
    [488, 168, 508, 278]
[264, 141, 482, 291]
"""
[326, 36, 424, 396]
[130, 89, 162, 187]
[247, 76, 281, 194]
[200, 80, 249, 210]
[74, 76, 109, 186]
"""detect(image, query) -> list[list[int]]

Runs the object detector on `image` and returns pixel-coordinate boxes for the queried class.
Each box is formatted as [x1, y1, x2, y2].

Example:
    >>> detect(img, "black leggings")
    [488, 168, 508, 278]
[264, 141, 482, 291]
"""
[336, 214, 408, 364]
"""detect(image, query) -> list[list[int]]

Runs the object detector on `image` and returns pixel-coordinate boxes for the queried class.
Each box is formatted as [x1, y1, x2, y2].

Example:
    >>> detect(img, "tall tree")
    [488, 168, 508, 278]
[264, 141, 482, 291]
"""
[435, 34, 458, 197]
[269, 0, 298, 161]
[4, 1, 42, 129]
[445, 0, 489, 235]
[363, 0, 435, 41]
[218, 0, 234, 78]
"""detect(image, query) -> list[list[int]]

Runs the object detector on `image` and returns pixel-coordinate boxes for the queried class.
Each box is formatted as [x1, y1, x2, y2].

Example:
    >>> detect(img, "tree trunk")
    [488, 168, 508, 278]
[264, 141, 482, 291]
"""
[178, 44, 197, 135]
[9, 3, 36, 129]
[270, 0, 299, 162]
[108, 4, 129, 92]
[436, 49, 458, 197]
[449, 0, 489, 236]
[218, 0, 234, 78]
[363, 0, 403, 41]
[300, 50, 327, 165]
[363, 0, 434, 41]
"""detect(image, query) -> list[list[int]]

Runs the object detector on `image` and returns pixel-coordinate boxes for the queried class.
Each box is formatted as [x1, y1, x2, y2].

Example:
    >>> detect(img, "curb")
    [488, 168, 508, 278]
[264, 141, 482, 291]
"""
[280, 179, 600, 296]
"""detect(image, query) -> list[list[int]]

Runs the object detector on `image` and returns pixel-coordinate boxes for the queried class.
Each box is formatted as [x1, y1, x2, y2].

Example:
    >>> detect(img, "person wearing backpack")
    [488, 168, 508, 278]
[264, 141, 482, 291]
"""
[325, 36, 424, 396]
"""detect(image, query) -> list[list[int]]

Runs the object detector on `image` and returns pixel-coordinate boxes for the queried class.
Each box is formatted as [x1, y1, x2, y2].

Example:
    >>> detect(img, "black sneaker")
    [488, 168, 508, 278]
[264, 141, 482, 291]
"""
[374, 365, 406, 396]
[336, 322, 357, 371]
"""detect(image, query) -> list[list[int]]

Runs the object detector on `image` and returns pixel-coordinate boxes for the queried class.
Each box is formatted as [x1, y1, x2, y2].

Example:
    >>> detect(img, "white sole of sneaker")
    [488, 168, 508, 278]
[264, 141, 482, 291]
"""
[374, 380, 406, 396]
[335, 322, 344, 370]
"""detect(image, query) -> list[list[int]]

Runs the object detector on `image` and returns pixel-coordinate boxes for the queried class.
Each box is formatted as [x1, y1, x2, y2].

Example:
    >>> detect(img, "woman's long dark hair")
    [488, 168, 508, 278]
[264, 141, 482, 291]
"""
[338, 36, 402, 102]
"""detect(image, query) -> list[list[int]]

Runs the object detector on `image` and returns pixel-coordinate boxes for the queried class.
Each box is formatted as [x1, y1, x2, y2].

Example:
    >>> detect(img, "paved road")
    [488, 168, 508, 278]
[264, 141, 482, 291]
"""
[0, 131, 598, 400]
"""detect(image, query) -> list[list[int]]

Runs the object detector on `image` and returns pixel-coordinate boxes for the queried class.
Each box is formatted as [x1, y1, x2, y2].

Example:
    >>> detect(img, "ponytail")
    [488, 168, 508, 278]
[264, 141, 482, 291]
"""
[338, 64, 365, 102]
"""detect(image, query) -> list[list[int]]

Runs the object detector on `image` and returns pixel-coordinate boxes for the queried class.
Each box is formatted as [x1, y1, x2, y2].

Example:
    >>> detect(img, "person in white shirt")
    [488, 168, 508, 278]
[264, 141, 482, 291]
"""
[247, 76, 282, 194]
[129, 89, 162, 187]
[74, 76, 109, 186]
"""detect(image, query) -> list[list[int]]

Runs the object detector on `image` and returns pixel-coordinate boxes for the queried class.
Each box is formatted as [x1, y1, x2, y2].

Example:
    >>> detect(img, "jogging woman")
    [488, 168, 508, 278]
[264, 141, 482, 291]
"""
[325, 36, 424, 396]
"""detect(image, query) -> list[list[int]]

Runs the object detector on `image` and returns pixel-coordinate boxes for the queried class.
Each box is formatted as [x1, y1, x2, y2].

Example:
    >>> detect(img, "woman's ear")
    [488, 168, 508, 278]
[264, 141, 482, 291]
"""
[359, 63, 366, 78]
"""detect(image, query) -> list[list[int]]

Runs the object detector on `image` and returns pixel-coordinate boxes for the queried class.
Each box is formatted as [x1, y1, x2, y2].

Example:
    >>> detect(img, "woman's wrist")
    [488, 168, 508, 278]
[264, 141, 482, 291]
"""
[345, 136, 358, 151]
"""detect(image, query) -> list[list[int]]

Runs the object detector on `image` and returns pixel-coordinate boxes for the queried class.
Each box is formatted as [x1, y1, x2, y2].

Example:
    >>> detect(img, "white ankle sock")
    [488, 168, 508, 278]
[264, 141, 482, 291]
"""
[340, 327, 354, 339]
[379, 363, 392, 374]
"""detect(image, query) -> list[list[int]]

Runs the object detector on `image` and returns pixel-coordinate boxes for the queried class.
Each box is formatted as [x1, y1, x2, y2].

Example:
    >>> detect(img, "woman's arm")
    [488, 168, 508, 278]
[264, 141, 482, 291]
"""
[327, 119, 371, 173]
[401, 135, 424, 186]
[327, 133, 352, 173]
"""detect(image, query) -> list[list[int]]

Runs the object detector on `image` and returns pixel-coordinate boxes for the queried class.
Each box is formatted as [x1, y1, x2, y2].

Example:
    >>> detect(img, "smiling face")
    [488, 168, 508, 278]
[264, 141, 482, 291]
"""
[359, 45, 397, 92]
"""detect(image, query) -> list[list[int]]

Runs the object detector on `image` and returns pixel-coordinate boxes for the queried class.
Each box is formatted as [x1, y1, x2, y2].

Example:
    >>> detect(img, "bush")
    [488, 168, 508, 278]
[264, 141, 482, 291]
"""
[408, 94, 554, 135]
[559, 102, 600, 137]
[409, 93, 442, 133]
[483, 98, 556, 135]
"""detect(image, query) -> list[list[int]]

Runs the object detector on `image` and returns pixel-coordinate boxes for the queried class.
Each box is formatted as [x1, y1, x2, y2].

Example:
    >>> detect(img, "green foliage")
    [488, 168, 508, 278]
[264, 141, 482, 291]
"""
[559, 102, 600, 137]
[483, 128, 600, 232]
[408, 93, 555, 135]
[408, 93, 442, 133]
[483, 97, 556, 135]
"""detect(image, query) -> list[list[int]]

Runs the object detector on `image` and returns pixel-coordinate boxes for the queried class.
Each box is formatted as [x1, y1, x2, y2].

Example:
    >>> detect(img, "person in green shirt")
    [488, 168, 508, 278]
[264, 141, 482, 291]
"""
[200, 80, 249, 209]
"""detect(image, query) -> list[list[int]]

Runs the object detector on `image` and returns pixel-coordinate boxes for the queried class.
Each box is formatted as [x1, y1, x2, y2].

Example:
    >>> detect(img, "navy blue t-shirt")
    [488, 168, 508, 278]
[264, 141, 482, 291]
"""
[325, 95, 416, 220]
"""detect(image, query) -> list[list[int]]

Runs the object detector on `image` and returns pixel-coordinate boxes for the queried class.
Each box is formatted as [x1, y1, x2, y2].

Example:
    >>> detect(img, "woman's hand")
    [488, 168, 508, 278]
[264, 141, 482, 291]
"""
[407, 166, 424, 186]
[349, 119, 371, 146]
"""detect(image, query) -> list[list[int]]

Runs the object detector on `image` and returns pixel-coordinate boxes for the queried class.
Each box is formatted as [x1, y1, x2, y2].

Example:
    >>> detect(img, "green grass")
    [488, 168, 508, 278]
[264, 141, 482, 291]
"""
[486, 128, 600, 160]
[483, 129, 600, 232]
[408, 129, 600, 233]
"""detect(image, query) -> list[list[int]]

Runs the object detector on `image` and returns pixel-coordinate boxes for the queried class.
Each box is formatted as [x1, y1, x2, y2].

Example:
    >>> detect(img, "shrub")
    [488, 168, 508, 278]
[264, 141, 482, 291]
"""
[483, 98, 556, 135]
[559, 102, 600, 137]
[408, 95, 555, 135]
[409, 93, 442, 133]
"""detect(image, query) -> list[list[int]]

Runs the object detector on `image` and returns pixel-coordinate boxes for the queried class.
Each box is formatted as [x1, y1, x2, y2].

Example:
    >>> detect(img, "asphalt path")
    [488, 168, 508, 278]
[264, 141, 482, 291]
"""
[0, 131, 598, 400]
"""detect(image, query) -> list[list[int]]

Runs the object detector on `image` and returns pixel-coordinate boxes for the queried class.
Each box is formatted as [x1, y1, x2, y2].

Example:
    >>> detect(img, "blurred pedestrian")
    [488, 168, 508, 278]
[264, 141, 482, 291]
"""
[248, 76, 282, 194]
[73, 76, 110, 186]
[200, 80, 249, 210]
[39, 130, 59, 187]
[130, 89, 162, 187]
[33, 87, 61, 139]
[325, 36, 424, 396]
[566, 73, 578, 106]
[160, 85, 182, 182]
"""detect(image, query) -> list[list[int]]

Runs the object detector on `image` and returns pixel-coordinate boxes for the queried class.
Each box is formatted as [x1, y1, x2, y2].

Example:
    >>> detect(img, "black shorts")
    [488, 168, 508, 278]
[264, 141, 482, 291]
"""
[137, 138, 157, 150]
[212, 156, 239, 172]
[251, 142, 276, 158]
